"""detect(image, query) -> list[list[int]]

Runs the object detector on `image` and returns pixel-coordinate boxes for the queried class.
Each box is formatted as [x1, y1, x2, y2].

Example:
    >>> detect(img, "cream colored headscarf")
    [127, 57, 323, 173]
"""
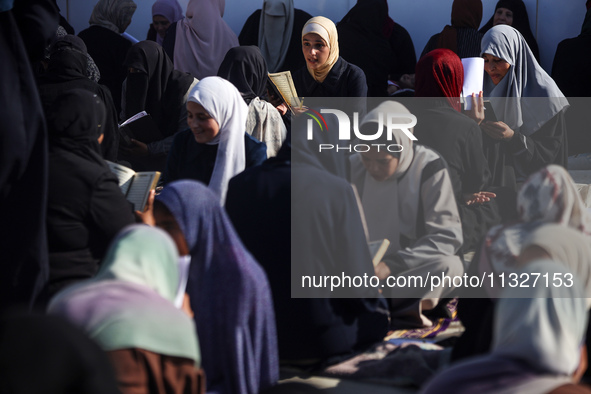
[302, 16, 339, 83]
[89, 0, 137, 34]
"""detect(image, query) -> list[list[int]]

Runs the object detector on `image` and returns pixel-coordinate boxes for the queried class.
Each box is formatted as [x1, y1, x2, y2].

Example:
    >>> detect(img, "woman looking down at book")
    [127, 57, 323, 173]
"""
[119, 40, 198, 172]
[292, 16, 367, 99]
[164, 77, 267, 204]
[42, 89, 135, 305]
[479, 25, 568, 195]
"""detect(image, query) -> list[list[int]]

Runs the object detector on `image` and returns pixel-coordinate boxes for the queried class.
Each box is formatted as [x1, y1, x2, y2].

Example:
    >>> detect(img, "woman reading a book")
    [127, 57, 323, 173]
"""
[120, 40, 198, 172]
[480, 25, 568, 196]
[292, 16, 367, 99]
[154, 180, 279, 394]
[217, 46, 287, 157]
[48, 225, 204, 394]
[164, 76, 267, 204]
[43, 89, 135, 305]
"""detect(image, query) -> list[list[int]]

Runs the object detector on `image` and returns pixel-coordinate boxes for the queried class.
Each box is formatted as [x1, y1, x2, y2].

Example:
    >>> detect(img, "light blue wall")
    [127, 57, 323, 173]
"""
[56, 0, 585, 73]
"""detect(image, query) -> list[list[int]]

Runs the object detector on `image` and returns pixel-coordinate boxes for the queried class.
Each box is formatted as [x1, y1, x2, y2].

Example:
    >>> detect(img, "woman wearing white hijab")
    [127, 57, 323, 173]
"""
[349, 101, 464, 328]
[480, 25, 569, 190]
[164, 77, 267, 203]
[172, 0, 238, 80]
[422, 260, 589, 394]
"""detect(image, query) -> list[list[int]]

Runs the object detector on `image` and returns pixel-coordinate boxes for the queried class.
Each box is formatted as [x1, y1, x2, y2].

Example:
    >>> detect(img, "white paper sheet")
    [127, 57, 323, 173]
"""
[461, 57, 484, 110]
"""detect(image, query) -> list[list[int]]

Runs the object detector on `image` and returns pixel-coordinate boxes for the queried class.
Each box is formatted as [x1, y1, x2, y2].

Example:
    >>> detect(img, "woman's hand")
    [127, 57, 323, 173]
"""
[374, 261, 391, 280]
[276, 103, 288, 116]
[135, 189, 155, 225]
[464, 91, 484, 125]
[463, 191, 496, 206]
[181, 293, 194, 319]
[121, 139, 150, 157]
[480, 121, 515, 140]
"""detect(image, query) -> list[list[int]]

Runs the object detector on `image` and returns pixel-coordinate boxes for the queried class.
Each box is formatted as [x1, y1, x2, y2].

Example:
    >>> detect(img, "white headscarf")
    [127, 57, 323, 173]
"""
[258, 0, 294, 73]
[481, 25, 568, 136]
[494, 260, 587, 379]
[187, 77, 247, 204]
[173, 0, 238, 80]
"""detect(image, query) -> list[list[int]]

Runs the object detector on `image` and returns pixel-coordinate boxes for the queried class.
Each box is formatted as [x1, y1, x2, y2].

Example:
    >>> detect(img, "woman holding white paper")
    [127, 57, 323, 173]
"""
[480, 25, 568, 195]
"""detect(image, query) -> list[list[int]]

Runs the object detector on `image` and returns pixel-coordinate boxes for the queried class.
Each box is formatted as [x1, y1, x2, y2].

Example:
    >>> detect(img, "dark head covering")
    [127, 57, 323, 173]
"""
[123, 40, 194, 137]
[415, 48, 464, 112]
[46, 89, 107, 168]
[0, 312, 119, 393]
[45, 35, 88, 82]
[155, 180, 279, 394]
[480, 0, 539, 60]
[217, 45, 268, 104]
[438, 0, 482, 53]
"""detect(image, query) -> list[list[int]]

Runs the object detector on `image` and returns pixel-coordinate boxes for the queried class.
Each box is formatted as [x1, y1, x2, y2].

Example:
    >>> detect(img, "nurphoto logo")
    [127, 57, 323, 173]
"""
[306, 109, 417, 153]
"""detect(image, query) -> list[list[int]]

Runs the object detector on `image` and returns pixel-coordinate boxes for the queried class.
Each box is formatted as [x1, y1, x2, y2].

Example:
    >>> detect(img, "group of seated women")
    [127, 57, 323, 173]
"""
[4, 0, 590, 393]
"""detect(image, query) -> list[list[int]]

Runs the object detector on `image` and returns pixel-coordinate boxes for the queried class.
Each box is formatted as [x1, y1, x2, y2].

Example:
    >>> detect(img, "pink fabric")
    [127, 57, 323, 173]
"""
[173, 0, 238, 80]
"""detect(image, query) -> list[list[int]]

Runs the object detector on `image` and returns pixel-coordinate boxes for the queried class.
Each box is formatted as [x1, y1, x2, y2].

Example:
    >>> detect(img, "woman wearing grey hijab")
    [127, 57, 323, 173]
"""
[480, 25, 569, 191]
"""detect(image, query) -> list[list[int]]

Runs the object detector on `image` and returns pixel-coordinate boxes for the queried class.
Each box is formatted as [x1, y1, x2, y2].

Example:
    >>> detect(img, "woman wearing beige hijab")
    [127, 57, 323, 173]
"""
[292, 16, 367, 98]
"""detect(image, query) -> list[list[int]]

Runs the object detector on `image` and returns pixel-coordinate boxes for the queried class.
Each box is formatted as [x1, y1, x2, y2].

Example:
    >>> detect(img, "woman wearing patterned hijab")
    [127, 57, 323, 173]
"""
[78, 0, 137, 114]
[292, 16, 367, 98]
[480, 25, 568, 190]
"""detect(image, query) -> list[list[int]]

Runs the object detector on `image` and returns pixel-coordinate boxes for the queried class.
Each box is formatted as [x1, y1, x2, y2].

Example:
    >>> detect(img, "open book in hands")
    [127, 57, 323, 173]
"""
[106, 160, 160, 211]
[118, 111, 163, 146]
[268, 71, 301, 114]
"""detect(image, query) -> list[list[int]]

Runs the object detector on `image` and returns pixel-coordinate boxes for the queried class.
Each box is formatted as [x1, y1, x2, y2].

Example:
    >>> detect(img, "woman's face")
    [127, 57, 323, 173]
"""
[154, 202, 190, 256]
[493, 7, 514, 26]
[187, 101, 220, 144]
[483, 53, 511, 85]
[360, 148, 399, 182]
[153, 15, 171, 38]
[302, 33, 330, 70]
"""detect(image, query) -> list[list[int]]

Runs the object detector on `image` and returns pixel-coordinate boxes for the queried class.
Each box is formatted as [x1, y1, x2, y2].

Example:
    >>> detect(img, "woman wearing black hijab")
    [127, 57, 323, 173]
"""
[121, 40, 197, 171]
[217, 46, 287, 157]
[44, 89, 135, 303]
[37, 35, 120, 162]
[479, 0, 540, 61]
[337, 0, 393, 97]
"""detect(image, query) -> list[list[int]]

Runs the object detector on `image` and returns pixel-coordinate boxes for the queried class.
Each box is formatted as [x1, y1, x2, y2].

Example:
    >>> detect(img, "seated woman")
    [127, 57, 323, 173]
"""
[154, 180, 279, 394]
[423, 260, 588, 394]
[292, 16, 367, 99]
[480, 25, 568, 196]
[479, 0, 540, 61]
[120, 40, 198, 171]
[453, 164, 591, 361]
[414, 48, 500, 253]
[350, 101, 464, 328]
[48, 225, 204, 394]
[217, 46, 287, 157]
[44, 89, 135, 303]
[164, 77, 267, 203]
[146, 0, 183, 45]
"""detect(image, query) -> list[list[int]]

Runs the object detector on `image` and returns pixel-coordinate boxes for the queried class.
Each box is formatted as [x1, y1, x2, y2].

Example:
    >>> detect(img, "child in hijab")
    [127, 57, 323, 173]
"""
[164, 76, 267, 203]
[146, 0, 183, 45]
[217, 46, 287, 157]
[48, 225, 204, 394]
[292, 16, 367, 98]
[350, 101, 464, 328]
[154, 180, 279, 394]
[479, 0, 540, 61]
[480, 25, 569, 192]
[423, 260, 589, 394]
